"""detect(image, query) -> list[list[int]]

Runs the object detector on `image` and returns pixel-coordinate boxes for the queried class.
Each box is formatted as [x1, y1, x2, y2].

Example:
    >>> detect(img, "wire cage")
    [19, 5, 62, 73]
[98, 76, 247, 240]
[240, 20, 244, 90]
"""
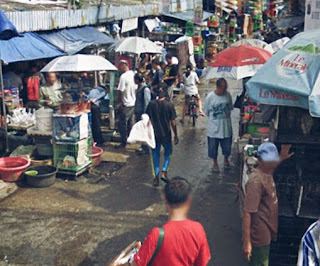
[53, 112, 92, 143]
[53, 137, 92, 172]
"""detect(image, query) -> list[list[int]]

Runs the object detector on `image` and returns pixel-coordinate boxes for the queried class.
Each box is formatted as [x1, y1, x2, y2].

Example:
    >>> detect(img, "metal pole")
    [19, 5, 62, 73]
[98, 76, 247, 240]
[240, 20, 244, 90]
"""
[0, 58, 9, 153]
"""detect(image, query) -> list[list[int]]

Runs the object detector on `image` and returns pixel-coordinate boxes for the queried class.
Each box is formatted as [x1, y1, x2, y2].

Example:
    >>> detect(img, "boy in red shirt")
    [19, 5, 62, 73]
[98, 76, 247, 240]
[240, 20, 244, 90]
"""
[131, 177, 211, 266]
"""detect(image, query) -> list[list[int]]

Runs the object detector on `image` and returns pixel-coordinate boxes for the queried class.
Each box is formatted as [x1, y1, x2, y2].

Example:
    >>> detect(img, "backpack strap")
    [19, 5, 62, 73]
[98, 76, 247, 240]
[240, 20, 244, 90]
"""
[148, 228, 165, 266]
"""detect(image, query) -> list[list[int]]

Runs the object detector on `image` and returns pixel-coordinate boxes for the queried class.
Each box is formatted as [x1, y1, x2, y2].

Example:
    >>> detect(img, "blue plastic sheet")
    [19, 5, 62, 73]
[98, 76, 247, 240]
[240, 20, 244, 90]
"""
[0, 9, 18, 40]
[246, 30, 320, 117]
[0, 32, 65, 63]
[38, 26, 115, 55]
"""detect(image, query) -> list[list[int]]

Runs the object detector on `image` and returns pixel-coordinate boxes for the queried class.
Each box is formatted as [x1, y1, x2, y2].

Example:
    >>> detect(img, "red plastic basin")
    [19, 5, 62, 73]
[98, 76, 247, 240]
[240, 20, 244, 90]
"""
[90, 146, 103, 167]
[0, 157, 31, 182]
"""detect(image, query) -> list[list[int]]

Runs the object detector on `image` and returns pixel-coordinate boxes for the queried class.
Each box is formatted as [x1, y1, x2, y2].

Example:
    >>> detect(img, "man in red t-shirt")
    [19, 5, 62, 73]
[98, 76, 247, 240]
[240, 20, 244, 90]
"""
[130, 177, 211, 266]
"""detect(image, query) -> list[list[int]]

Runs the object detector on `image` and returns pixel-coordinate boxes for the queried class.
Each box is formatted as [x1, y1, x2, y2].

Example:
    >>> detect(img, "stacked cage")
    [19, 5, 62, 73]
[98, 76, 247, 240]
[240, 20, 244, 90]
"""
[52, 112, 92, 174]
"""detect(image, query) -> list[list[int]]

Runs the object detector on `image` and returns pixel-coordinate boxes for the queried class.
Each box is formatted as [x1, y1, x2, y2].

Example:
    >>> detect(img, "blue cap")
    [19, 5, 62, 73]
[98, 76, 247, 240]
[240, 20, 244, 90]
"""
[257, 142, 280, 162]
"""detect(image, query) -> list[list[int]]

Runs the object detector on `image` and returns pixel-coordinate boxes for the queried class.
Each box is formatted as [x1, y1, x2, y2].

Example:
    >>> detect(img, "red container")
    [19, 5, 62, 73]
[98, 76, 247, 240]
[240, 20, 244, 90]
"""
[90, 146, 103, 167]
[0, 157, 31, 182]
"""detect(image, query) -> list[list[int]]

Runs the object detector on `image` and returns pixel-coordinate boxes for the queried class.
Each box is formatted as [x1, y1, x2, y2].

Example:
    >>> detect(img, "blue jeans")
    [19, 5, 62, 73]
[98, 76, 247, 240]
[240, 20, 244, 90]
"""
[208, 136, 232, 159]
[151, 142, 173, 177]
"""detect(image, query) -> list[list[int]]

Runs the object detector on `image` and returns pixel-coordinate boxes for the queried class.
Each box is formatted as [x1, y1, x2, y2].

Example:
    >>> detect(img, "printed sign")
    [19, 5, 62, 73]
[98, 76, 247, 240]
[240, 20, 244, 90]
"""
[253, 88, 308, 109]
[305, 0, 320, 31]
[277, 53, 311, 77]
[121, 18, 138, 33]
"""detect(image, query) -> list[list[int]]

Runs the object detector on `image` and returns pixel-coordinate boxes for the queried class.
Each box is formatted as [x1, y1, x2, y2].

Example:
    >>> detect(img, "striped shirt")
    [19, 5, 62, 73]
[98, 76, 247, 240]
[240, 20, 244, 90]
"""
[298, 221, 320, 266]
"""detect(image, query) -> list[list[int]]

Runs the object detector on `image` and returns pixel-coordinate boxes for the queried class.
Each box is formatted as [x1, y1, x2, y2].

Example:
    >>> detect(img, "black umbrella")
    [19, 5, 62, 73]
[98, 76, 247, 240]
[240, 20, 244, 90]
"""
[0, 9, 19, 152]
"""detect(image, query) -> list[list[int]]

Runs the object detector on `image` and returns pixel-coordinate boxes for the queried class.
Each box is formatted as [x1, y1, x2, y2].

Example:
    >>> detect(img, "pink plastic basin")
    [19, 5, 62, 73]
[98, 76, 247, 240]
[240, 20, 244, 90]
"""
[90, 146, 103, 167]
[0, 157, 31, 182]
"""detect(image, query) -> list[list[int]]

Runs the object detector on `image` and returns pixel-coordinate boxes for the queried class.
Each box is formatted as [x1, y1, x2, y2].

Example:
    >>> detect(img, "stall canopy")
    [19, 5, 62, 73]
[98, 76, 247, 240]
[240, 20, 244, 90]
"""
[0, 32, 65, 63]
[163, 10, 213, 23]
[41, 54, 117, 72]
[202, 45, 272, 80]
[246, 30, 320, 117]
[0, 9, 18, 40]
[38, 26, 115, 55]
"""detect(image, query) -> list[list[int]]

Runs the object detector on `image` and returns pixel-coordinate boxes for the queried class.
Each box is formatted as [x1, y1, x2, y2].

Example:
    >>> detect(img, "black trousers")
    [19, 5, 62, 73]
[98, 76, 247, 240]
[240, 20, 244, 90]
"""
[118, 106, 134, 145]
[91, 103, 104, 144]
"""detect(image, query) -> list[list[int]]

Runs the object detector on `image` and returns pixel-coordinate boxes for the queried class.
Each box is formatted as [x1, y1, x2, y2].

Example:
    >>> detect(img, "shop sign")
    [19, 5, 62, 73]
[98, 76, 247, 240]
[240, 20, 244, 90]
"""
[121, 18, 138, 33]
[305, 0, 320, 31]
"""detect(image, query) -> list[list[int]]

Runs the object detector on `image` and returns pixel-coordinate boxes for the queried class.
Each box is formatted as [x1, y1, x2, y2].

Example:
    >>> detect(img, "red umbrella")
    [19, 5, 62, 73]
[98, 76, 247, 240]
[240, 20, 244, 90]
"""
[204, 45, 272, 80]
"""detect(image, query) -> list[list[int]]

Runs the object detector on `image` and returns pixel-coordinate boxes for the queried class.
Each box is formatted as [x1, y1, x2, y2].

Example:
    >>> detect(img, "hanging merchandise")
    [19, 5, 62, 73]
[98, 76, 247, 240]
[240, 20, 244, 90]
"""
[208, 14, 219, 29]
[185, 21, 194, 37]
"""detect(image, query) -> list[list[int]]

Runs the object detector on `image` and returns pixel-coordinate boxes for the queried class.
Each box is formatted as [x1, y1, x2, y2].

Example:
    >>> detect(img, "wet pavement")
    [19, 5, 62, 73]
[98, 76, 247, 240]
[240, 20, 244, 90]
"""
[0, 83, 246, 266]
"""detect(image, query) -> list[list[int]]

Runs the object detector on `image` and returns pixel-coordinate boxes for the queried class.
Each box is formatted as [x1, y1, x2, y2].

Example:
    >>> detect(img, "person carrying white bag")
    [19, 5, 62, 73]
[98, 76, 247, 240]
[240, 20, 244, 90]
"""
[127, 114, 156, 150]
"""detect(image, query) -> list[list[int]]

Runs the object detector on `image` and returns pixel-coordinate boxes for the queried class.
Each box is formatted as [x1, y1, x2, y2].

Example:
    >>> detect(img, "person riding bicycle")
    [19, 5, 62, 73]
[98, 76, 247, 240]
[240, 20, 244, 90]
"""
[180, 64, 204, 124]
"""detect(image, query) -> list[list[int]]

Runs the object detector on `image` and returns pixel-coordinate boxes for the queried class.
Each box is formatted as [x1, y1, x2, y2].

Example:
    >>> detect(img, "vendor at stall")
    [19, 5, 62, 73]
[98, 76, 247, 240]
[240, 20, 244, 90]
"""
[83, 86, 106, 145]
[39, 72, 63, 110]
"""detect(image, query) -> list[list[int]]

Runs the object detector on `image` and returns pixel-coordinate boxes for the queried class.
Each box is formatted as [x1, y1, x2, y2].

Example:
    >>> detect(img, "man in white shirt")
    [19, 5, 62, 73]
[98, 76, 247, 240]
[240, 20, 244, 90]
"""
[116, 60, 137, 148]
[204, 78, 233, 172]
[180, 64, 204, 124]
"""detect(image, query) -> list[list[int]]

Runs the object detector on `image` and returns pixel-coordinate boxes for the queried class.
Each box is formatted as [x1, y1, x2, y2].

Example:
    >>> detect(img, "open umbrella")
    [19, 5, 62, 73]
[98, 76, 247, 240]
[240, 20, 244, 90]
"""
[41, 54, 117, 72]
[231, 39, 268, 49]
[109, 37, 162, 54]
[264, 37, 290, 54]
[0, 9, 19, 152]
[202, 45, 272, 80]
[246, 30, 320, 117]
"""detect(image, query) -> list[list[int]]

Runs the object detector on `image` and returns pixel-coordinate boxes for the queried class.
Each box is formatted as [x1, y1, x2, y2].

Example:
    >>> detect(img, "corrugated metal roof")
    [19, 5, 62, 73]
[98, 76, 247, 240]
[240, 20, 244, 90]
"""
[4, 2, 162, 32]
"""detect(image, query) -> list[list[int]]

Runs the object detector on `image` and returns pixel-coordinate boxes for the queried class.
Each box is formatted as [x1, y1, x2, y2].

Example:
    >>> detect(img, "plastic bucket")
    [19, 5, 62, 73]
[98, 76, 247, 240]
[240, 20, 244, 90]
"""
[25, 165, 57, 188]
[89, 146, 103, 167]
[36, 108, 53, 132]
[0, 157, 31, 182]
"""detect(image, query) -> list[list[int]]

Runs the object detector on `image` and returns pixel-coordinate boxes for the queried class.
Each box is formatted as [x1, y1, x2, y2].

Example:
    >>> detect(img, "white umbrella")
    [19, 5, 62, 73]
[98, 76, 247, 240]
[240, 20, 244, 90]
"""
[111, 37, 162, 54]
[264, 37, 290, 54]
[41, 54, 117, 72]
[231, 39, 268, 49]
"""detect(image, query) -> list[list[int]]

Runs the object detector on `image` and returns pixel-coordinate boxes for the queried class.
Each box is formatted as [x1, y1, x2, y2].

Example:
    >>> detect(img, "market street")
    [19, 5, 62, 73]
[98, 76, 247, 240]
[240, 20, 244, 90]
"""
[0, 84, 246, 266]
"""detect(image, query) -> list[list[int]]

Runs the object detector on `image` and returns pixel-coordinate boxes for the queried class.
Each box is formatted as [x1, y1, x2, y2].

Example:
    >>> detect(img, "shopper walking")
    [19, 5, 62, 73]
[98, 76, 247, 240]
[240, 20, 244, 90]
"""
[151, 58, 164, 93]
[243, 142, 293, 266]
[146, 87, 178, 186]
[116, 60, 137, 149]
[204, 78, 233, 172]
[131, 177, 211, 266]
[297, 219, 320, 266]
[134, 73, 151, 153]
[163, 54, 178, 101]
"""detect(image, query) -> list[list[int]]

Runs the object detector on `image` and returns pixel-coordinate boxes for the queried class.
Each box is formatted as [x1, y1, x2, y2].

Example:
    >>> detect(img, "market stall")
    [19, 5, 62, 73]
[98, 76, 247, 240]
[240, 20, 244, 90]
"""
[13, 54, 118, 177]
[237, 29, 320, 264]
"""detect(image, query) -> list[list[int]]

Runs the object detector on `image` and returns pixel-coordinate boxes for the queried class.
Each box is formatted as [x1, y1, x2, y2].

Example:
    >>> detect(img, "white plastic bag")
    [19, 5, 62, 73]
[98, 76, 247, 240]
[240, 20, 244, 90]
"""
[127, 114, 156, 149]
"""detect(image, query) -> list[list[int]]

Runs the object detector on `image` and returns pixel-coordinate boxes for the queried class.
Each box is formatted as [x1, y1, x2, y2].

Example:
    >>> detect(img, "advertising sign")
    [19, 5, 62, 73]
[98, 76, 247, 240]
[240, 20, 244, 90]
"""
[305, 0, 320, 31]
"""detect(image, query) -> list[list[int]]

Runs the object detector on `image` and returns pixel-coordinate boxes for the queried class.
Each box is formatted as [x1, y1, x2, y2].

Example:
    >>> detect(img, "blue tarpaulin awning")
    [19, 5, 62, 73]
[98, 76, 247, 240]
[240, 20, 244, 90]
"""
[0, 9, 18, 40]
[38, 26, 115, 55]
[163, 10, 213, 23]
[0, 32, 65, 63]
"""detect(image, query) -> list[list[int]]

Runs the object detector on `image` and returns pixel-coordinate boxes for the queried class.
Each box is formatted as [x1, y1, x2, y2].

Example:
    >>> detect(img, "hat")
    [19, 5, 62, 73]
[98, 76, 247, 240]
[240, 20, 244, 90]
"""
[257, 142, 280, 162]
[119, 60, 128, 66]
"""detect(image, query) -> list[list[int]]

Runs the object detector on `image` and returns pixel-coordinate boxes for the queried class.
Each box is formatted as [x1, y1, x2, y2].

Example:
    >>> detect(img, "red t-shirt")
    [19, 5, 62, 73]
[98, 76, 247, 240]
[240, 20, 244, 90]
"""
[134, 219, 211, 266]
